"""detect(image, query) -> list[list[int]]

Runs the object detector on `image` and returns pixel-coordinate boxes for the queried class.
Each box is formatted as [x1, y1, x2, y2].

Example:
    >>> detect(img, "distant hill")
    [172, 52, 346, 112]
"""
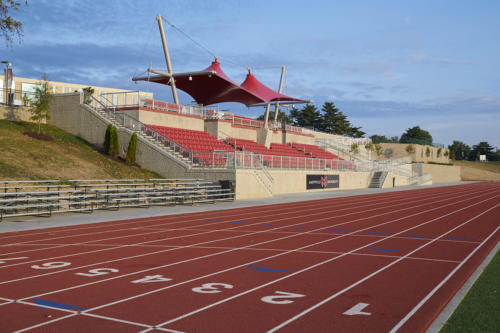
[0, 120, 161, 180]
[452, 160, 500, 181]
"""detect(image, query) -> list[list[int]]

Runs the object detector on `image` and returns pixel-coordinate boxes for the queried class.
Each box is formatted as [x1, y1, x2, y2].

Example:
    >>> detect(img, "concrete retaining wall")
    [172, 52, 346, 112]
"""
[422, 164, 461, 183]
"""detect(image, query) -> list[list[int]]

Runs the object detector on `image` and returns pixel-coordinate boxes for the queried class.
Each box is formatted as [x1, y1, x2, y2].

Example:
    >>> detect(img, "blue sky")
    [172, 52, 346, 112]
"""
[3, 0, 499, 148]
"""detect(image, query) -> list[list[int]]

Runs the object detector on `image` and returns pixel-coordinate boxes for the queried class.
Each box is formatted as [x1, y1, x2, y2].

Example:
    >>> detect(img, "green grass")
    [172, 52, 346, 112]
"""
[452, 160, 500, 174]
[0, 119, 162, 180]
[440, 248, 500, 332]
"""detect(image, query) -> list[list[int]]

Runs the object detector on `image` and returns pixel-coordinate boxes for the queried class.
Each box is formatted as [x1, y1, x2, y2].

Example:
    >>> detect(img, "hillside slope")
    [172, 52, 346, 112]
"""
[452, 160, 500, 181]
[0, 120, 161, 180]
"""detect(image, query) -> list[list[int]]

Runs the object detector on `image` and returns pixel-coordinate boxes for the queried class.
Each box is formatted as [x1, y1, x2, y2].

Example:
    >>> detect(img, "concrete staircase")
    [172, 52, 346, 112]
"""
[369, 171, 388, 188]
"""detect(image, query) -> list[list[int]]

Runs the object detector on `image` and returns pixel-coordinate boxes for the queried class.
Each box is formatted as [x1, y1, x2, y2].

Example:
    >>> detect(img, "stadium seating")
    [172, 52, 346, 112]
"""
[146, 125, 234, 166]
[289, 142, 341, 159]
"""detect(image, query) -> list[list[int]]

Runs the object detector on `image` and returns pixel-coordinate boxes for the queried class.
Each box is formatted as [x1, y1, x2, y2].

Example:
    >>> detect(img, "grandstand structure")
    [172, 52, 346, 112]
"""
[1, 14, 436, 201]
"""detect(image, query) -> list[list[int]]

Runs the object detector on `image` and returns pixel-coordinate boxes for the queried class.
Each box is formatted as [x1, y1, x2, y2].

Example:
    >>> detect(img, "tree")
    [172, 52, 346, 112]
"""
[399, 126, 433, 145]
[370, 134, 399, 144]
[1, 0, 28, 47]
[104, 124, 112, 154]
[256, 109, 291, 125]
[289, 103, 321, 129]
[30, 74, 52, 134]
[126, 133, 137, 165]
[469, 142, 498, 161]
[83, 86, 95, 105]
[318, 102, 341, 133]
[448, 140, 470, 161]
[109, 126, 119, 158]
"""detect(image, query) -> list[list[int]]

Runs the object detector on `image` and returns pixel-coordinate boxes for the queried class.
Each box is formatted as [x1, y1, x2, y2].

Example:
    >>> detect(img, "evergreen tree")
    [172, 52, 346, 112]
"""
[399, 126, 433, 145]
[319, 102, 341, 133]
[448, 140, 470, 160]
[109, 126, 119, 158]
[290, 104, 321, 129]
[469, 142, 498, 161]
[126, 133, 138, 164]
[256, 109, 291, 125]
[104, 124, 112, 154]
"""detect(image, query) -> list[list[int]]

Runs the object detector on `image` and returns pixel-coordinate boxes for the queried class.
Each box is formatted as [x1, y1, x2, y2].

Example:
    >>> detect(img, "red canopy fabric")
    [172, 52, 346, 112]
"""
[134, 59, 305, 106]
[240, 70, 304, 103]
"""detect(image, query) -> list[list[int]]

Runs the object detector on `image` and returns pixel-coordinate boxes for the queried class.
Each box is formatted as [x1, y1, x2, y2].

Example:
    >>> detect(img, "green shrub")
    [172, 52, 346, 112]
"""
[350, 142, 359, 154]
[426, 147, 431, 157]
[437, 147, 442, 157]
[444, 150, 449, 157]
[109, 126, 119, 158]
[406, 144, 415, 154]
[104, 124, 112, 154]
[126, 133, 137, 165]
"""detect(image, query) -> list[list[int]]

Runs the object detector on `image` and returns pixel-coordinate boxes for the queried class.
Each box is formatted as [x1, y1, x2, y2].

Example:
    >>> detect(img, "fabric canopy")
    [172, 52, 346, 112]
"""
[133, 59, 306, 106]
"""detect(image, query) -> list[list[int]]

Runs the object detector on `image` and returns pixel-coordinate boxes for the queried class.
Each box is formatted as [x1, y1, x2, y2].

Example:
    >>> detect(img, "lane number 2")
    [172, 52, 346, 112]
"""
[261, 291, 305, 305]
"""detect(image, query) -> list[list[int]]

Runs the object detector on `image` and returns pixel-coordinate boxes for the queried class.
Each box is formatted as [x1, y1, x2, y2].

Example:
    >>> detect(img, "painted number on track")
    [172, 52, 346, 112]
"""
[261, 291, 305, 305]
[31, 262, 71, 269]
[76, 268, 119, 277]
[131, 275, 173, 284]
[0, 257, 28, 264]
[192, 283, 233, 294]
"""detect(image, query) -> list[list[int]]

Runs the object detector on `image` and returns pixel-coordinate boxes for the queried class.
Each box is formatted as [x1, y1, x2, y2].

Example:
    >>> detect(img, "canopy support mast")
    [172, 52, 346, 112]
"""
[263, 65, 286, 128]
[157, 14, 180, 105]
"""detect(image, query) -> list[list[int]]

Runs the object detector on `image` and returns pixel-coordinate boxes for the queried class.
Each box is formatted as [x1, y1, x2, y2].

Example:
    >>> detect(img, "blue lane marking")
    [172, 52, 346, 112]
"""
[406, 234, 431, 238]
[329, 228, 351, 232]
[248, 266, 294, 272]
[366, 231, 390, 235]
[33, 298, 87, 310]
[264, 223, 281, 227]
[231, 221, 250, 224]
[294, 226, 314, 229]
[370, 248, 404, 253]
[204, 219, 219, 222]
[448, 236, 476, 241]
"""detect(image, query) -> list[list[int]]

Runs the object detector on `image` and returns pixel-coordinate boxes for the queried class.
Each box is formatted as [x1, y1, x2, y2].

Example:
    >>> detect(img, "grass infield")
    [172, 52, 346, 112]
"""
[440, 247, 500, 333]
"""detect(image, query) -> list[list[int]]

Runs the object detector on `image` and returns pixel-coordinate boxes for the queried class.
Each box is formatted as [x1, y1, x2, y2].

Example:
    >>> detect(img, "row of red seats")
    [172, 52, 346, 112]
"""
[146, 125, 234, 167]
[290, 142, 341, 160]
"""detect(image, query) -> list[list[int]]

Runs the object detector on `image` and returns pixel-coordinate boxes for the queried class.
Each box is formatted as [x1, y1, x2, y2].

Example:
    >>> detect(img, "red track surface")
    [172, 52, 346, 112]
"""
[0, 182, 499, 332]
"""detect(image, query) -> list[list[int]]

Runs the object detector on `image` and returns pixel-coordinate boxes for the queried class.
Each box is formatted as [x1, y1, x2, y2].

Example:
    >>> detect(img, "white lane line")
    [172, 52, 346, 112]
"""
[0, 183, 483, 244]
[389, 226, 500, 333]
[268, 204, 500, 333]
[10, 185, 487, 295]
[2, 185, 472, 285]
[83, 192, 499, 322]
[0, 185, 426, 258]
[13, 313, 78, 333]
[151, 197, 500, 330]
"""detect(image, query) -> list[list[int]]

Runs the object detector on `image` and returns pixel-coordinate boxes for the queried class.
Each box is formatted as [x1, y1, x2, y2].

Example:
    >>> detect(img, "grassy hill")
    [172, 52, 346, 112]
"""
[452, 160, 500, 181]
[0, 120, 161, 180]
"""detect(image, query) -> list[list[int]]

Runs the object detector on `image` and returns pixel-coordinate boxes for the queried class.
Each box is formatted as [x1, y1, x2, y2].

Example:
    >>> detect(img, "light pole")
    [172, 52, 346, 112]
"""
[1, 61, 11, 105]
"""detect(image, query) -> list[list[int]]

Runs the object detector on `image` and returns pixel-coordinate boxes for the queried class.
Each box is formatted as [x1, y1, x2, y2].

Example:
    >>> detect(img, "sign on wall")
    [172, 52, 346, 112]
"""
[306, 175, 339, 190]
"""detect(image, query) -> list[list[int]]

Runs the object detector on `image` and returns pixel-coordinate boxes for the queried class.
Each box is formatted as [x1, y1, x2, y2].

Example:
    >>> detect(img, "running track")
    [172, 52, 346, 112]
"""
[0, 182, 499, 332]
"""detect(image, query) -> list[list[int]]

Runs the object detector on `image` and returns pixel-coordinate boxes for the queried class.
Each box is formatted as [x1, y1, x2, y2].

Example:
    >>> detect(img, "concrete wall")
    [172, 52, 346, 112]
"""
[379, 143, 450, 164]
[0, 105, 40, 123]
[422, 164, 461, 183]
[126, 109, 205, 132]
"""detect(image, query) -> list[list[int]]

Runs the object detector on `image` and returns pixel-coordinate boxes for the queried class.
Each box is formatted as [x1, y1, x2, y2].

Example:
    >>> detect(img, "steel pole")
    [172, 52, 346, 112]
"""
[156, 14, 180, 105]
[273, 66, 286, 123]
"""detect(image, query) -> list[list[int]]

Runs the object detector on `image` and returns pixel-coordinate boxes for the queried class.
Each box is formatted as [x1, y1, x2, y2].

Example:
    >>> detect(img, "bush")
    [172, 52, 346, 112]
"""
[437, 147, 442, 158]
[109, 126, 119, 158]
[426, 147, 431, 157]
[104, 124, 112, 154]
[350, 143, 359, 154]
[126, 133, 137, 165]
[374, 144, 383, 157]
[406, 144, 415, 154]
[444, 150, 449, 157]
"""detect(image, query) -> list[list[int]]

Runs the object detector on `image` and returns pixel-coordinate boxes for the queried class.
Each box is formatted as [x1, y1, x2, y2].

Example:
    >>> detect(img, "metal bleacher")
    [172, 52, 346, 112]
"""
[0, 179, 234, 221]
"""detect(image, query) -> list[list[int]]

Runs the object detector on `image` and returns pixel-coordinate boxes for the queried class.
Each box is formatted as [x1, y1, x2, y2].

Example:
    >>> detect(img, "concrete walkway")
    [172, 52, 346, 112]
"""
[0, 182, 465, 233]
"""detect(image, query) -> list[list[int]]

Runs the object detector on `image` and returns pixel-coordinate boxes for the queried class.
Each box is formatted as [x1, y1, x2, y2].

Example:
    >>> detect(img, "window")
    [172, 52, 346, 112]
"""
[112, 93, 118, 106]
[52, 86, 57, 94]
[62, 87, 66, 93]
